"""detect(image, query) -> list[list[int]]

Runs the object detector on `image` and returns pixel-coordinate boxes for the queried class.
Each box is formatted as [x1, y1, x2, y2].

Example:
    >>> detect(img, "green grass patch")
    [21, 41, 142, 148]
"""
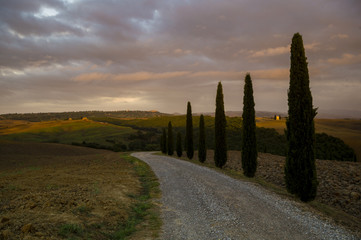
[111, 153, 161, 240]
[58, 223, 84, 238]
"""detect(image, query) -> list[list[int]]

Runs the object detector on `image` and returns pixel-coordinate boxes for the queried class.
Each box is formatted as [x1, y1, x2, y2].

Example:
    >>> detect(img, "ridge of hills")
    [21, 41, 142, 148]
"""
[1, 109, 360, 121]
[0, 110, 169, 122]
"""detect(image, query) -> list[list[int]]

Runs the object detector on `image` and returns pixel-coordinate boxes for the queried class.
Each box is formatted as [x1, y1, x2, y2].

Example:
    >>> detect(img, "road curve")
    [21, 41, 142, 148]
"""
[132, 152, 356, 240]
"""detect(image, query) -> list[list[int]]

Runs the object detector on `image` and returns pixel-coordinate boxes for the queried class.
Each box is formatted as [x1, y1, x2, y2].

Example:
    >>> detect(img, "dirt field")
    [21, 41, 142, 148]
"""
[0, 141, 156, 239]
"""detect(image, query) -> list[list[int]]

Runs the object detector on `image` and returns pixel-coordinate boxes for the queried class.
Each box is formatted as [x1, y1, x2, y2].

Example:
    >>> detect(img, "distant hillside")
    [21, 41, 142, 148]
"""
[0, 110, 169, 122]
[92, 116, 356, 161]
[199, 110, 361, 119]
[196, 111, 287, 118]
[317, 109, 361, 119]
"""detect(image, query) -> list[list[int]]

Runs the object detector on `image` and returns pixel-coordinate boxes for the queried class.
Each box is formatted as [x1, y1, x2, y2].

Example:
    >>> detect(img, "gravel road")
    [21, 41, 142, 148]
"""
[132, 152, 358, 240]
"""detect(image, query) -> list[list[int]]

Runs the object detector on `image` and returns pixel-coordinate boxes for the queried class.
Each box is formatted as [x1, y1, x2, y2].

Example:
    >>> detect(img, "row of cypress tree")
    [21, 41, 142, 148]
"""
[160, 76, 257, 173]
[161, 77, 255, 174]
[161, 106, 207, 162]
[160, 121, 179, 157]
[161, 33, 317, 202]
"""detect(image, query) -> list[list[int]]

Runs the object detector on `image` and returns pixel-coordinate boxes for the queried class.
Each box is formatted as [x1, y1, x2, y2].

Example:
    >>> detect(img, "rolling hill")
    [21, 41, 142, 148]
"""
[0, 112, 358, 161]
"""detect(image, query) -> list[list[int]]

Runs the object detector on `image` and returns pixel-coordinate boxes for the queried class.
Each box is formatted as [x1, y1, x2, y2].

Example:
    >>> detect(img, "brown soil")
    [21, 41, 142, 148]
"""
[193, 150, 361, 228]
[0, 142, 142, 240]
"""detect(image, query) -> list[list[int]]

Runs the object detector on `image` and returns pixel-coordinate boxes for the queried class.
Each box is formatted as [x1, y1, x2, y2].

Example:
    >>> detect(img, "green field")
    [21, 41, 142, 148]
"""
[0, 114, 358, 161]
[0, 119, 136, 151]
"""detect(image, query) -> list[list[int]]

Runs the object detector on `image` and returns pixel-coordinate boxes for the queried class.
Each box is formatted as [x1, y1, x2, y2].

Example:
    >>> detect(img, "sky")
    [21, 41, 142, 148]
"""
[0, 0, 360, 116]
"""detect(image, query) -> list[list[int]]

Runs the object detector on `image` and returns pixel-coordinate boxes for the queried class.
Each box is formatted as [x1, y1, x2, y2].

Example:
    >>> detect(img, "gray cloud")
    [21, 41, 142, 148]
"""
[0, 0, 360, 115]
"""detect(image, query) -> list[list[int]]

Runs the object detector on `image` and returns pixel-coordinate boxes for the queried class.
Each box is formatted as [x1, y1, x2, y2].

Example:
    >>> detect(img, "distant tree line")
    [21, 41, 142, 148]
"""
[0, 110, 168, 122]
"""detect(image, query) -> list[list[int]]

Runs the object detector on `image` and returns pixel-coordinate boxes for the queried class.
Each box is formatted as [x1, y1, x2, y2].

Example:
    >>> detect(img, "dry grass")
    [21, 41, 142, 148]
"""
[0, 141, 159, 239]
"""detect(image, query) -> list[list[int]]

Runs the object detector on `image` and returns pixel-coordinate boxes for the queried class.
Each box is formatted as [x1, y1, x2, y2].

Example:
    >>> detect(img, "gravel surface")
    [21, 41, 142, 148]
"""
[132, 152, 358, 240]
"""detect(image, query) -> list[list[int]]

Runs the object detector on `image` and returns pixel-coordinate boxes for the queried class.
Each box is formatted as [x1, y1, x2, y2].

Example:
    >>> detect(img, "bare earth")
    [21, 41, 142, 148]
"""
[132, 152, 357, 240]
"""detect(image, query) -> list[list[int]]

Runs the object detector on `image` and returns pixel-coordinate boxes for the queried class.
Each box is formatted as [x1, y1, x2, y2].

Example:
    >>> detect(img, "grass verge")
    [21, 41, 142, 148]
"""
[112, 153, 161, 240]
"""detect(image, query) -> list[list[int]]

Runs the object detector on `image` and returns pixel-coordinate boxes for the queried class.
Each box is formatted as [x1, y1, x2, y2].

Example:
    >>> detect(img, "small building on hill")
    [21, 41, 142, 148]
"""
[274, 115, 281, 120]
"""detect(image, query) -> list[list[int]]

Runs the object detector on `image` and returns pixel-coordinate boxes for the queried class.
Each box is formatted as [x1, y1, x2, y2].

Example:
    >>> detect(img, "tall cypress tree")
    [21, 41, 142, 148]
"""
[160, 135, 163, 152]
[285, 33, 318, 202]
[186, 102, 194, 159]
[198, 114, 206, 163]
[167, 121, 174, 156]
[176, 132, 182, 157]
[214, 82, 227, 168]
[161, 128, 167, 154]
[241, 73, 257, 177]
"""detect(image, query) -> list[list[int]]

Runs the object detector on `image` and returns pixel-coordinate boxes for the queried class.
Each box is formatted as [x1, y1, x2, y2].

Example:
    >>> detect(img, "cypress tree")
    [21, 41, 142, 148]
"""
[161, 128, 167, 154]
[241, 73, 257, 177]
[186, 102, 194, 159]
[176, 132, 182, 157]
[167, 121, 174, 156]
[285, 33, 318, 202]
[160, 135, 163, 152]
[198, 114, 206, 163]
[214, 82, 227, 168]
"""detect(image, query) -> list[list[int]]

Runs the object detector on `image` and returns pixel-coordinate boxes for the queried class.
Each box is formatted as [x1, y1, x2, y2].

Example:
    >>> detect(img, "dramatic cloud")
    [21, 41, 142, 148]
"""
[0, 0, 360, 116]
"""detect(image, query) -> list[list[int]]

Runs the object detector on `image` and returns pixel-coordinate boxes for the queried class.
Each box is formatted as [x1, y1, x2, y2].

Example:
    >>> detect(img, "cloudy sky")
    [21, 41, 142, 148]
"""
[1, 0, 360, 115]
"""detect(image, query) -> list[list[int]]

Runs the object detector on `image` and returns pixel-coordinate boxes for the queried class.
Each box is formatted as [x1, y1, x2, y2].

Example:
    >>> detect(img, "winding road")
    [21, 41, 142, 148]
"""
[132, 152, 357, 240]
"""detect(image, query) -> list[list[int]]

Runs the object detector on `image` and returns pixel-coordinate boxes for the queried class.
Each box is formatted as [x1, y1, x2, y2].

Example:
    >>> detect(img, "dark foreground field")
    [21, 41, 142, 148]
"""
[0, 142, 160, 240]
[182, 150, 361, 234]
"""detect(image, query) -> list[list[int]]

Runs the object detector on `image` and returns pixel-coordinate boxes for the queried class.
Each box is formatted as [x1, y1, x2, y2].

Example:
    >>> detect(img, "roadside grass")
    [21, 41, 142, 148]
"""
[112, 153, 161, 240]
[158, 151, 361, 236]
[57, 153, 162, 240]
